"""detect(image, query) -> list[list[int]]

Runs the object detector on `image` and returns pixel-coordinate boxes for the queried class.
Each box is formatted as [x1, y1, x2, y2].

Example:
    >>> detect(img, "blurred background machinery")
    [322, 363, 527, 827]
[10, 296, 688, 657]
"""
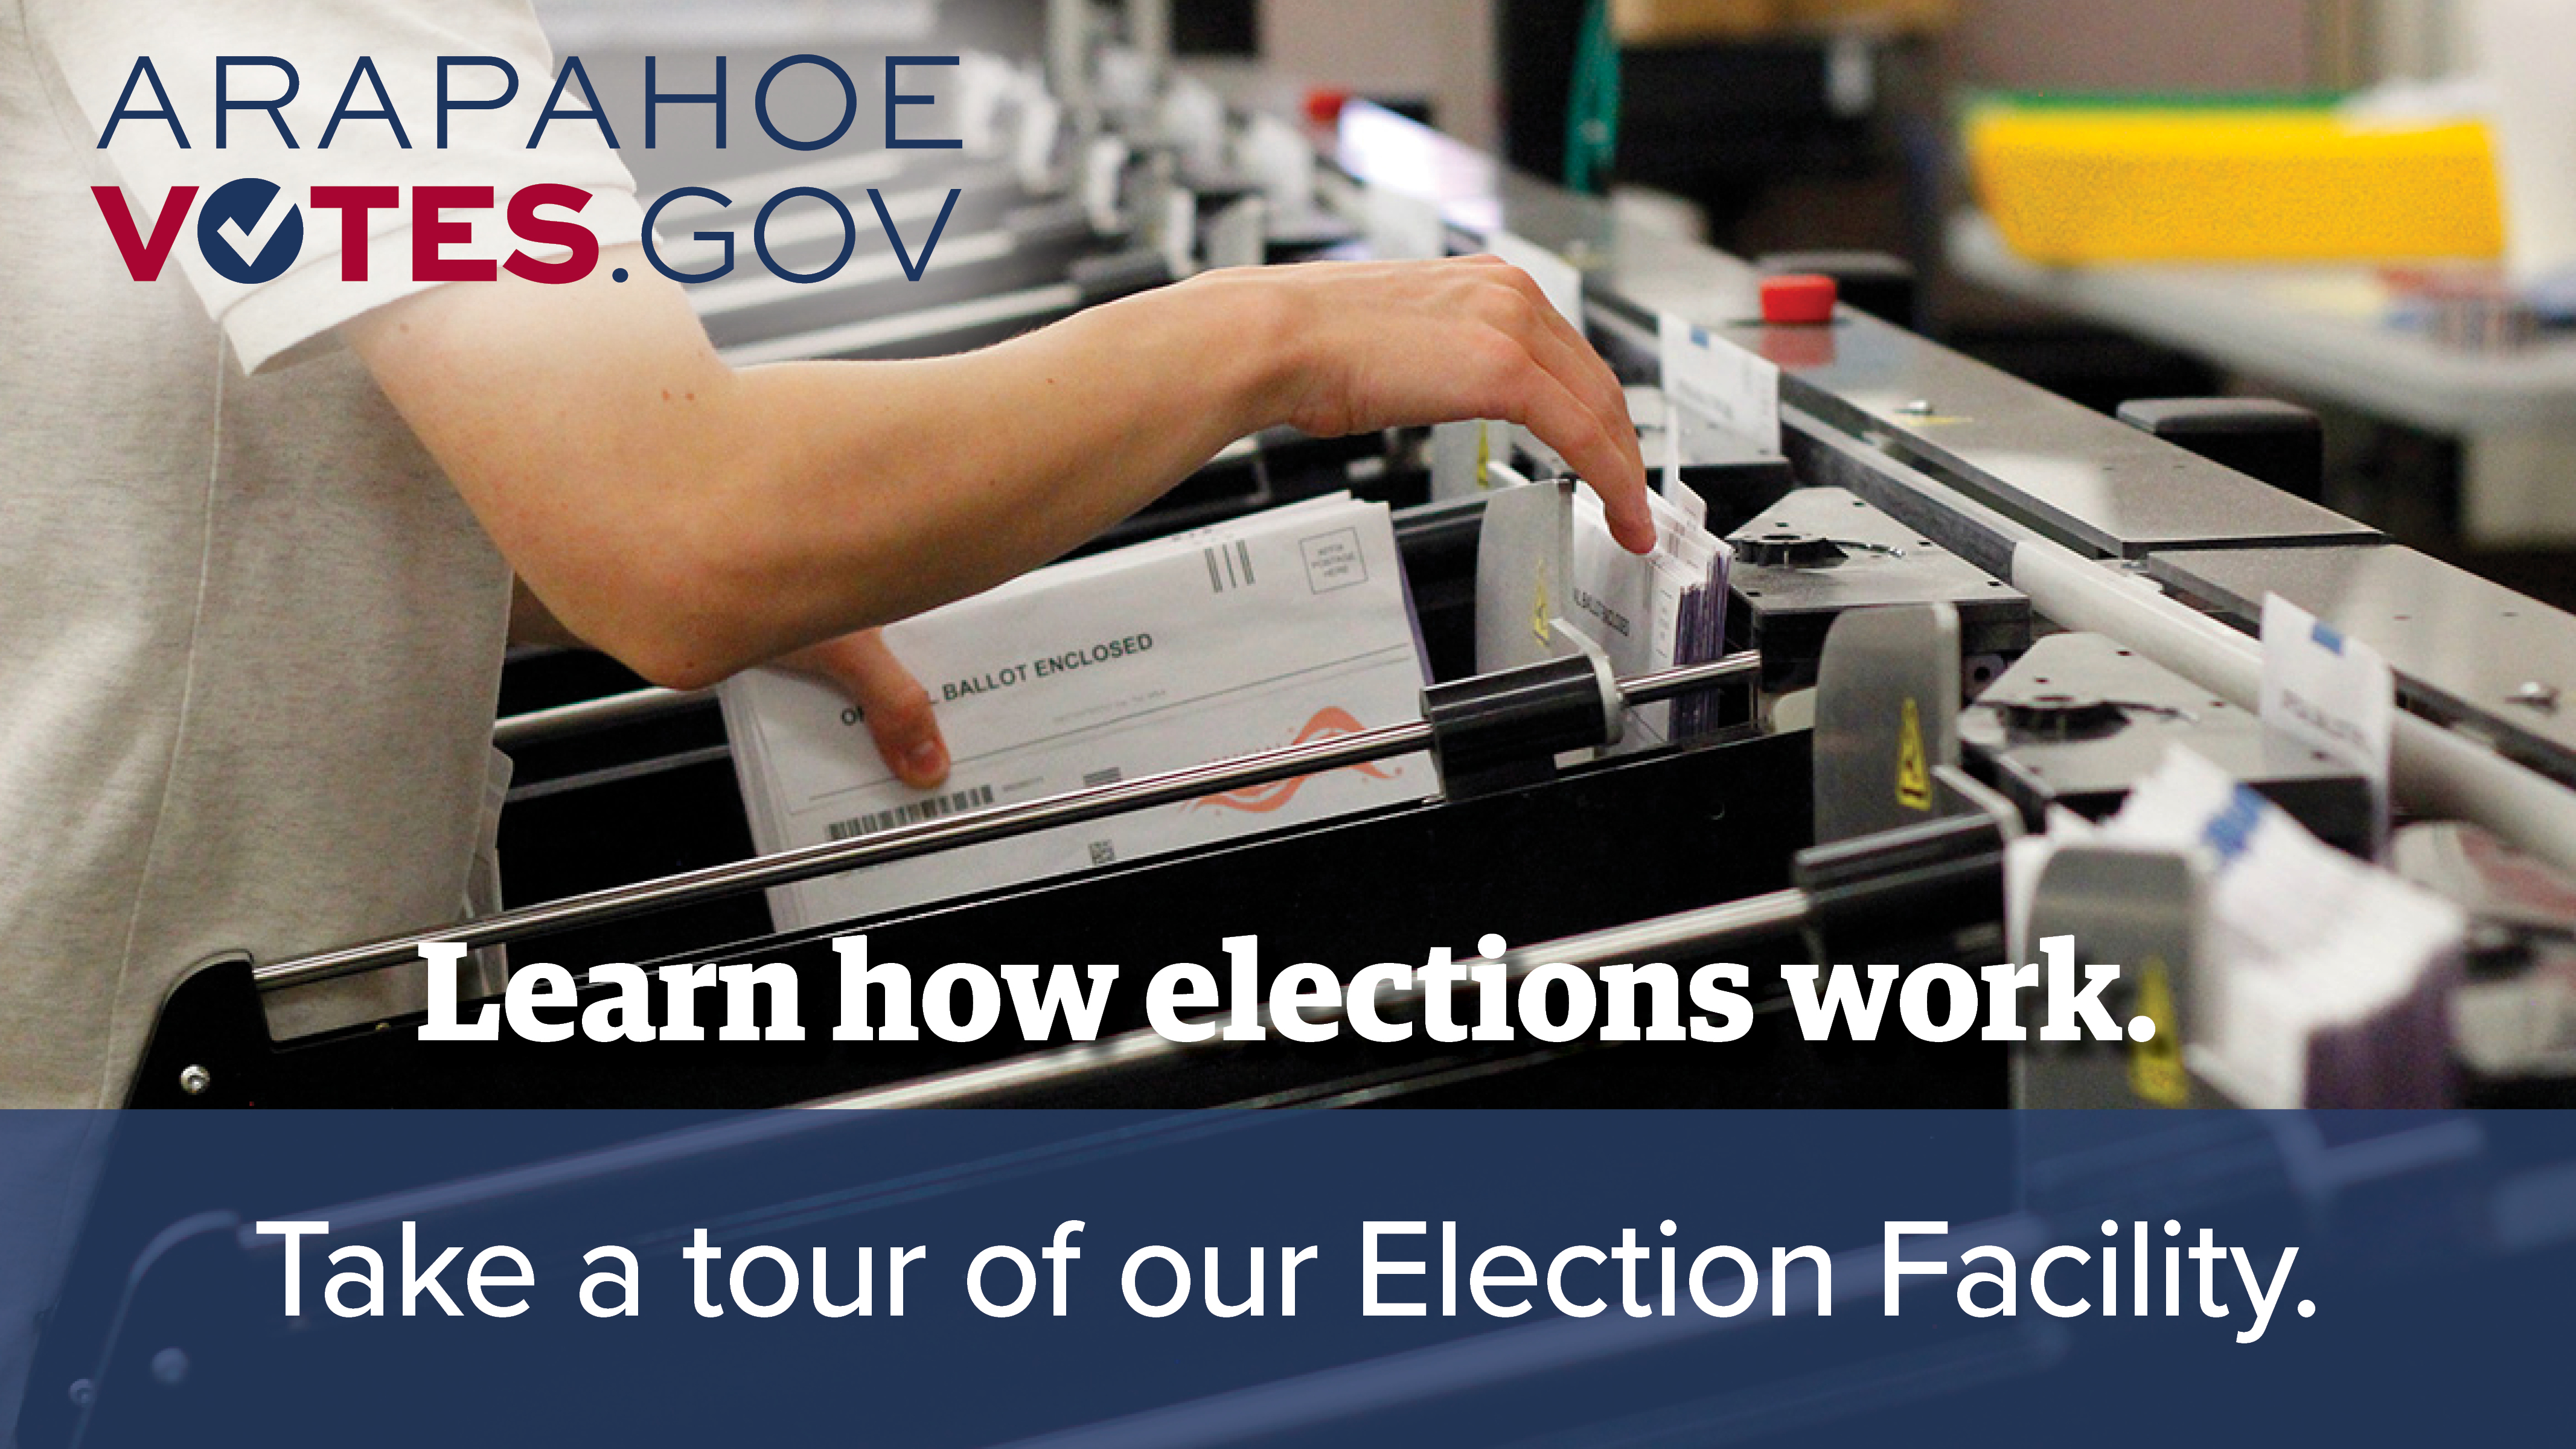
[1120, 0, 2576, 597]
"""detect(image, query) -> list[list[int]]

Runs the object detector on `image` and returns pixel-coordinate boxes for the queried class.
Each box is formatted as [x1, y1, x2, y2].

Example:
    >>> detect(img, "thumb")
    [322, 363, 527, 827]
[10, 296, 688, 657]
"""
[811, 630, 950, 790]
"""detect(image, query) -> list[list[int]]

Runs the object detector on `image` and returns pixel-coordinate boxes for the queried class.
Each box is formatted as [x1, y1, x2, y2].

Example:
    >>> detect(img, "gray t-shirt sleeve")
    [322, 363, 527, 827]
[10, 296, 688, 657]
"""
[30, 0, 648, 371]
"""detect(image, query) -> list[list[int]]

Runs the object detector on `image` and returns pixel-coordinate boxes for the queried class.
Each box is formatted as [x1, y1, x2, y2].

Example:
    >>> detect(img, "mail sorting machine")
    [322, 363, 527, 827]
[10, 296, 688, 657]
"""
[129, 94, 2576, 1110]
[497, 43, 1414, 908]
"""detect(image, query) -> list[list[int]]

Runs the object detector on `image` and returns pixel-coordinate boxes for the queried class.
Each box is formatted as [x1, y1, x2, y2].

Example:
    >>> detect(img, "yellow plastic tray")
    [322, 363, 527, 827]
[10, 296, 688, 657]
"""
[1966, 103, 2503, 264]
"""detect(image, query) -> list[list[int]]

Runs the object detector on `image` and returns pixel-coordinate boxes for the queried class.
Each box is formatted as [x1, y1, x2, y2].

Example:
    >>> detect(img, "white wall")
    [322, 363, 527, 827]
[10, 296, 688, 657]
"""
[1945, 0, 2316, 92]
[1258, 0, 1499, 145]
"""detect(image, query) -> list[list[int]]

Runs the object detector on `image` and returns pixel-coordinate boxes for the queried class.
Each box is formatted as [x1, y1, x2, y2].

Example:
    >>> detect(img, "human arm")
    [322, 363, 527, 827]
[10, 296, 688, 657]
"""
[510, 578, 951, 788]
[351, 243, 1650, 692]
[508, 577, 586, 651]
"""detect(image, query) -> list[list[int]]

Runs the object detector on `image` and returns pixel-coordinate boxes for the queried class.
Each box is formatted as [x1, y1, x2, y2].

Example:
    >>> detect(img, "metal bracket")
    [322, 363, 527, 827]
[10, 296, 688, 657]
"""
[1792, 806, 2009, 964]
[1812, 601, 1963, 844]
[1424, 651, 1620, 800]
[2015, 846, 2205, 1110]
[1728, 488, 2028, 691]
[1958, 632, 2373, 853]
[124, 955, 268, 1108]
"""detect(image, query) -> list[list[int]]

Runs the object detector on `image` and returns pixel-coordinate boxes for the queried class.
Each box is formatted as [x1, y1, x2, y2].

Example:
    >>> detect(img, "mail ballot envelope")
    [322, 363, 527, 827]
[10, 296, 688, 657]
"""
[721, 495, 1434, 932]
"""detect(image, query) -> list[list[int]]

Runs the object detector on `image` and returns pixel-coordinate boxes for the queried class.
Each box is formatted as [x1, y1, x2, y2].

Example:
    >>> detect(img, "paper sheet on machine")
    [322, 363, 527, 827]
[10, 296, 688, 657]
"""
[1475, 475, 1732, 755]
[722, 496, 1434, 932]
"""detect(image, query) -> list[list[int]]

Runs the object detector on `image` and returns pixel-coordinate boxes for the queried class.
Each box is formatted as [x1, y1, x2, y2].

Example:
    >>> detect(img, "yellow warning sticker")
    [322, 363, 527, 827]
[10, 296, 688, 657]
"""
[2129, 959, 2187, 1106]
[1894, 697, 1933, 810]
[1475, 422, 1494, 491]
[1531, 568, 1552, 647]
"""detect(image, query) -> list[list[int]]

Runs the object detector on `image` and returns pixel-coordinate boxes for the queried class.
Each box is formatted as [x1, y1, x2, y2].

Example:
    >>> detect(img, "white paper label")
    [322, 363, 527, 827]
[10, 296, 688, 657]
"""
[1485, 231, 1585, 333]
[1661, 400, 1684, 499]
[1474, 478, 1573, 675]
[1657, 313, 1782, 458]
[2091, 747, 2460, 1107]
[1430, 418, 1508, 501]
[2260, 593, 2395, 852]
[1364, 185, 1449, 261]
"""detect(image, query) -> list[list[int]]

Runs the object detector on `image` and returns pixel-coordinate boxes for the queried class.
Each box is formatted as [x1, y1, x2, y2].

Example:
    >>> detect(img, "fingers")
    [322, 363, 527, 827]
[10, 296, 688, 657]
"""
[1258, 256, 1651, 548]
[1501, 303, 1651, 548]
[1460, 263, 1655, 552]
[1475, 257, 1633, 433]
[1503, 363, 1659, 554]
[807, 630, 951, 789]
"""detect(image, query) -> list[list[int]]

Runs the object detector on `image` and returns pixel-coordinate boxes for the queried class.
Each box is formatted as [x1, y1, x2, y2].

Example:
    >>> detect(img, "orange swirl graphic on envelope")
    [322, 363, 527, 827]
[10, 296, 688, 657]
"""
[1187, 707, 1397, 814]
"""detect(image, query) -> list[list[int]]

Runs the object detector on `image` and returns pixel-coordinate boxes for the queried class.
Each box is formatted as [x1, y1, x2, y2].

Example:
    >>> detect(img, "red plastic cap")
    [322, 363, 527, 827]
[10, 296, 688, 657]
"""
[1760, 273, 1838, 325]
[1304, 87, 1354, 127]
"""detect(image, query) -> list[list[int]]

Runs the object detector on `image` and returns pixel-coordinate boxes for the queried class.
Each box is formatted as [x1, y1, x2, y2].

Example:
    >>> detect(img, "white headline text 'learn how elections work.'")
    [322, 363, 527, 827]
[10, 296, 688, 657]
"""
[723, 497, 1432, 931]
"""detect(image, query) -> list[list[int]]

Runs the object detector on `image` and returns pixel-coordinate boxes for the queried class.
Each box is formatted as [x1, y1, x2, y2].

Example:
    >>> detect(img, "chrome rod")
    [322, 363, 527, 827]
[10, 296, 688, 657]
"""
[493, 687, 712, 752]
[260, 652, 1759, 991]
[260, 718, 1431, 991]
[804, 886, 1812, 1109]
[1622, 654, 1762, 709]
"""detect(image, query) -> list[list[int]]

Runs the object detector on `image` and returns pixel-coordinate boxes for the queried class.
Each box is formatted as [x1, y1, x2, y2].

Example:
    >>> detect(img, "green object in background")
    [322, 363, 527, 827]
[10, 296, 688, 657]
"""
[1565, 0, 1620, 194]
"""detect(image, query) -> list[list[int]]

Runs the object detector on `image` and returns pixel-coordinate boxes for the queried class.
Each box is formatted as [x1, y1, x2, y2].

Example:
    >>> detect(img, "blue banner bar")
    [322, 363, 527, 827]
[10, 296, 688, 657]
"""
[6, 1110, 2566, 1447]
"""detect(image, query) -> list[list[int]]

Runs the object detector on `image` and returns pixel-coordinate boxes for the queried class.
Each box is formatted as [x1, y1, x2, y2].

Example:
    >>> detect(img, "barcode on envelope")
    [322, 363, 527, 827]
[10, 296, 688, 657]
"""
[825, 784, 997, 841]
[1202, 540, 1256, 594]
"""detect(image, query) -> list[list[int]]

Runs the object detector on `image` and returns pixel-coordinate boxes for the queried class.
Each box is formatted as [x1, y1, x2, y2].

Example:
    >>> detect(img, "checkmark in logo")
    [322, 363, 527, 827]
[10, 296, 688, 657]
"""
[214, 198, 291, 266]
[194, 177, 305, 285]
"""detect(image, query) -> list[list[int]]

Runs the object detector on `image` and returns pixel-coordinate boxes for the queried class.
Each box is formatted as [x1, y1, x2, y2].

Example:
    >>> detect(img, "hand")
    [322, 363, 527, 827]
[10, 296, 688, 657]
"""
[356, 244, 1655, 694]
[1194, 256, 1655, 552]
[776, 630, 951, 790]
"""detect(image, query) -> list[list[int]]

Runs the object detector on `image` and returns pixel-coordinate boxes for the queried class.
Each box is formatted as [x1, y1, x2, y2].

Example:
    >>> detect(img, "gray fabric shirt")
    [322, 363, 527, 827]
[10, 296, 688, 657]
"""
[0, 0, 643, 1107]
